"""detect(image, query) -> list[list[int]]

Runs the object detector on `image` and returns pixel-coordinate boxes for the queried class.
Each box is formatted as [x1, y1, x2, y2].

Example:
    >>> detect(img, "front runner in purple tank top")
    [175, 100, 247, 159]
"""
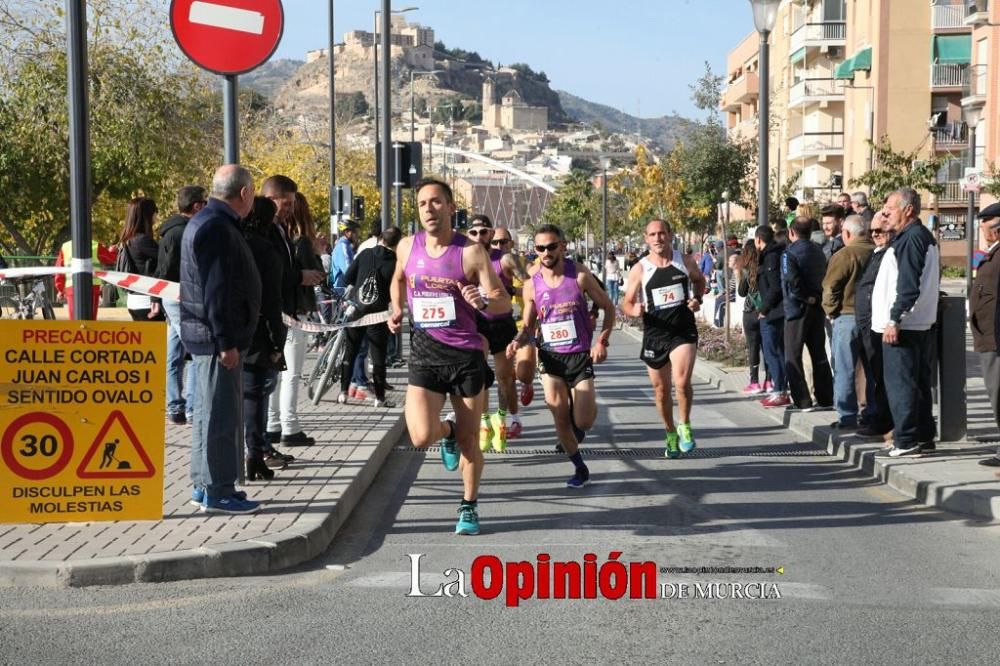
[506, 224, 615, 489]
[389, 179, 511, 536]
[466, 214, 531, 452]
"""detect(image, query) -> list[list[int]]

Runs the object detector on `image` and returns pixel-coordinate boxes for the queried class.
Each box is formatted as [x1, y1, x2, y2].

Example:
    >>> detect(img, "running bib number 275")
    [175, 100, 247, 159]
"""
[413, 296, 457, 328]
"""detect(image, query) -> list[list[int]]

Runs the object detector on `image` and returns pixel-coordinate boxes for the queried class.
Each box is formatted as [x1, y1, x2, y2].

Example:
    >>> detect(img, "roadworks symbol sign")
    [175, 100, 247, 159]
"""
[77, 410, 155, 479]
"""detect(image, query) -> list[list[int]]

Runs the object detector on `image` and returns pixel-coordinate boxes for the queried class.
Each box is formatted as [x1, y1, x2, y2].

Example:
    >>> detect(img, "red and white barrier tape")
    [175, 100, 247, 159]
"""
[283, 310, 390, 333]
[0, 267, 180, 302]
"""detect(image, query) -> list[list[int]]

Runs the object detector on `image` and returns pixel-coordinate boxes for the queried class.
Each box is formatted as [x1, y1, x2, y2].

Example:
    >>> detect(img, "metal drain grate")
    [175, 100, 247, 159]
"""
[393, 445, 825, 459]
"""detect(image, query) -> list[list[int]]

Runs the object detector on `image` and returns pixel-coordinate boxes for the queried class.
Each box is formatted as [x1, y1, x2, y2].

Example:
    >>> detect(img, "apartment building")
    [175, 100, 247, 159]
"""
[722, 0, 998, 262]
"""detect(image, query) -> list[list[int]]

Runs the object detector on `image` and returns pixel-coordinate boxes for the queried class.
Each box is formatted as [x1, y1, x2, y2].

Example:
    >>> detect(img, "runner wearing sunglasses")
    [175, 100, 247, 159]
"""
[388, 179, 512, 536]
[621, 219, 706, 458]
[465, 215, 531, 451]
[507, 224, 615, 488]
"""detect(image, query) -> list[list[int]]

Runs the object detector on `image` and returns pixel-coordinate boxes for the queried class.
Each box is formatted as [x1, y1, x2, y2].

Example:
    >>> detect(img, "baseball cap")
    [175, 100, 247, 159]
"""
[468, 215, 492, 230]
[978, 202, 1000, 228]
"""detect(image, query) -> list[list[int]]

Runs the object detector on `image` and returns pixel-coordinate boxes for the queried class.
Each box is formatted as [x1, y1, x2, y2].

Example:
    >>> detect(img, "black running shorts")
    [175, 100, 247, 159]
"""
[640, 327, 698, 370]
[538, 348, 595, 388]
[477, 315, 518, 355]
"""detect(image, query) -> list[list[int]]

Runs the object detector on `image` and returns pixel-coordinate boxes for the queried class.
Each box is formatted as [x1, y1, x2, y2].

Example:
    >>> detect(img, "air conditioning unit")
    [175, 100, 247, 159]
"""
[828, 46, 841, 58]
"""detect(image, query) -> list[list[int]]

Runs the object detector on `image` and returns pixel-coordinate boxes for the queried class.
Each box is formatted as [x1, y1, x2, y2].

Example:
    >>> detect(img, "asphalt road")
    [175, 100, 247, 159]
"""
[3, 329, 1000, 664]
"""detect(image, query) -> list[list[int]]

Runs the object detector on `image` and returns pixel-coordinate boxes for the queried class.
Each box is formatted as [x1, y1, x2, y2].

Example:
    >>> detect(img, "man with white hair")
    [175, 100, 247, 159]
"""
[851, 191, 875, 225]
[822, 214, 875, 429]
[181, 164, 263, 514]
[873, 188, 940, 457]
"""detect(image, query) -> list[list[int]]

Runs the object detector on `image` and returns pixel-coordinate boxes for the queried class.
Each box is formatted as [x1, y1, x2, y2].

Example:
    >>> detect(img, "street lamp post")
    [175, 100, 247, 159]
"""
[963, 104, 983, 298]
[722, 190, 732, 347]
[750, 0, 780, 228]
[600, 156, 611, 281]
[328, 1, 337, 239]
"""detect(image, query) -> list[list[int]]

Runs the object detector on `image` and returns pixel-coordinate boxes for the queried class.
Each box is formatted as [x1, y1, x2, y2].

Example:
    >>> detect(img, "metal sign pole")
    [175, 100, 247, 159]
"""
[223, 75, 239, 163]
[394, 142, 404, 231]
[66, 0, 93, 320]
[378, 0, 391, 235]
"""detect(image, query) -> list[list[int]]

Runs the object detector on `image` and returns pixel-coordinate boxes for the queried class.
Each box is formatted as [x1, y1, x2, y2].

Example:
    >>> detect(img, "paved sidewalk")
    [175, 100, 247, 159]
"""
[0, 355, 407, 587]
[671, 328, 1000, 522]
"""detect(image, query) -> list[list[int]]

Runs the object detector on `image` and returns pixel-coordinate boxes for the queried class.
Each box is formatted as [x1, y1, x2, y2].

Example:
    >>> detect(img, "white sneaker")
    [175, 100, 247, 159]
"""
[374, 397, 396, 408]
[337, 392, 347, 404]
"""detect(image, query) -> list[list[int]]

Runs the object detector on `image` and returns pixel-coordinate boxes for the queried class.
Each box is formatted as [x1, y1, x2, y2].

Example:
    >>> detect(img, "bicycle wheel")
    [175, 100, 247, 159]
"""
[312, 330, 347, 405]
[307, 341, 334, 401]
[0, 297, 19, 319]
[39, 299, 56, 320]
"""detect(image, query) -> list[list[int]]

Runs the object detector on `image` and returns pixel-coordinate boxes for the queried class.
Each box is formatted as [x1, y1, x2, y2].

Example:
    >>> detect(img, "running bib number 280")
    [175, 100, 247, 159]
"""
[541, 319, 578, 346]
[413, 296, 457, 328]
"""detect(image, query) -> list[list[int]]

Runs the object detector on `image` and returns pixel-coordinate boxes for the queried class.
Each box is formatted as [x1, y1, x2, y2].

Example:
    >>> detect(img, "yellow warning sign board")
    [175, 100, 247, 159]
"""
[0, 321, 165, 523]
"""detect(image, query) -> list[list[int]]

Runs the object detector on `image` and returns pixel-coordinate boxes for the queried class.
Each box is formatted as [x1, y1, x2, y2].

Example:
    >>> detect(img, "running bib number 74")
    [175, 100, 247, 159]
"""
[651, 284, 685, 310]
[413, 296, 457, 328]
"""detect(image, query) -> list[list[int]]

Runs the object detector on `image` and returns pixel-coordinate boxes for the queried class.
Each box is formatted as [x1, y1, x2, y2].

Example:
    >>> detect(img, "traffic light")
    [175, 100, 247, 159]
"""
[352, 196, 365, 223]
[332, 184, 352, 215]
[452, 209, 468, 230]
[375, 142, 423, 187]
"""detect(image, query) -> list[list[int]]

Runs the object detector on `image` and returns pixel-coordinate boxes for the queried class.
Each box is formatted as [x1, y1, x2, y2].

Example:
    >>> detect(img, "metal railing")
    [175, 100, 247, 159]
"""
[789, 77, 846, 104]
[790, 21, 847, 50]
[788, 131, 845, 156]
[932, 122, 969, 147]
[963, 63, 989, 99]
[938, 180, 966, 203]
[931, 63, 970, 87]
[933, 4, 967, 28]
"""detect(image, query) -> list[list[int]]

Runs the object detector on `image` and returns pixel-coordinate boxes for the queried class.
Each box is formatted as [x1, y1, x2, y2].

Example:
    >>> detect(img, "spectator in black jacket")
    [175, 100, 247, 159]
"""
[782, 217, 833, 410]
[853, 211, 894, 439]
[754, 225, 790, 407]
[153, 185, 206, 425]
[241, 196, 288, 482]
[117, 197, 160, 322]
[180, 164, 262, 515]
[338, 226, 401, 408]
[260, 176, 325, 448]
[819, 203, 846, 260]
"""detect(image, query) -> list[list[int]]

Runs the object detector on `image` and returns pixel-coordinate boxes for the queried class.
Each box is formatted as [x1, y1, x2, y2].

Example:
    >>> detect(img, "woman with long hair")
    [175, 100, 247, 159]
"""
[736, 237, 769, 394]
[117, 197, 160, 321]
[288, 192, 326, 316]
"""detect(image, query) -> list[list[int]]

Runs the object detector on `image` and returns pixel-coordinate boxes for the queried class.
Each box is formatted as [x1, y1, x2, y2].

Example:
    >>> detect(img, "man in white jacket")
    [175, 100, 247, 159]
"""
[871, 188, 940, 458]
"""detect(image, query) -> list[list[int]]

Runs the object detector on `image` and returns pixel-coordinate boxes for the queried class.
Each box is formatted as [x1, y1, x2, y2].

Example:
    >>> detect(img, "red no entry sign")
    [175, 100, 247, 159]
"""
[170, 0, 284, 76]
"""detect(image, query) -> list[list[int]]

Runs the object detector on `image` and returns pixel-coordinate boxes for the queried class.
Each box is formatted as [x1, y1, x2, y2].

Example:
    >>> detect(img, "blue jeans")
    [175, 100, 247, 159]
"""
[243, 366, 278, 456]
[163, 299, 198, 418]
[831, 314, 860, 425]
[759, 316, 786, 392]
[883, 329, 936, 446]
[190, 354, 243, 498]
[606, 279, 620, 305]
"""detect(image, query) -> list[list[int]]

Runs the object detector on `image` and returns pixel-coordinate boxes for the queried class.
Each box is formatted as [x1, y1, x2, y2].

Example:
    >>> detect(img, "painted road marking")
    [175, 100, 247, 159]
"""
[189, 1, 264, 35]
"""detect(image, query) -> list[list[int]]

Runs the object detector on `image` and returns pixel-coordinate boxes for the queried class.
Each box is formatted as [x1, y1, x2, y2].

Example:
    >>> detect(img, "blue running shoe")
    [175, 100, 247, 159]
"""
[677, 423, 696, 454]
[455, 505, 480, 535]
[201, 493, 260, 515]
[439, 415, 459, 471]
[191, 488, 246, 507]
[664, 432, 680, 459]
[566, 466, 590, 488]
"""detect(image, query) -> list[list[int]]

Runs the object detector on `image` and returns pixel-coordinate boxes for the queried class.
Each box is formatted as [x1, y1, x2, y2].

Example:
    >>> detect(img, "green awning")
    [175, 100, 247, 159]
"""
[834, 56, 855, 79]
[834, 46, 872, 79]
[790, 47, 806, 65]
[933, 35, 971, 64]
[852, 46, 872, 71]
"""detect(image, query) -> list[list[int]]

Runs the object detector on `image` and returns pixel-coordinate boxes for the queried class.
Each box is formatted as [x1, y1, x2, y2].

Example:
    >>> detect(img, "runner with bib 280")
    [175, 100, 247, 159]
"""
[388, 179, 511, 536]
[621, 219, 706, 459]
[507, 224, 614, 488]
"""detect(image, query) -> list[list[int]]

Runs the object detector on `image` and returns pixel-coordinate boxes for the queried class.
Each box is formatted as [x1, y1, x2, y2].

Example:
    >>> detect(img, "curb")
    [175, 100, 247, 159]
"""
[0, 413, 406, 587]
[688, 351, 1000, 522]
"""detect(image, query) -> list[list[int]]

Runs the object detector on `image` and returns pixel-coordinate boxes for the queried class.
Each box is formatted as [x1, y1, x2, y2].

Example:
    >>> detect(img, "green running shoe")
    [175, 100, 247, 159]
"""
[664, 431, 680, 459]
[677, 423, 696, 453]
[439, 414, 459, 471]
[455, 505, 480, 535]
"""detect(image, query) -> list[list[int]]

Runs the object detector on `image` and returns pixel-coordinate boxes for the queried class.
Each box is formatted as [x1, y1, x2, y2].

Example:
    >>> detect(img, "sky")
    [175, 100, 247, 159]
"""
[272, 0, 757, 120]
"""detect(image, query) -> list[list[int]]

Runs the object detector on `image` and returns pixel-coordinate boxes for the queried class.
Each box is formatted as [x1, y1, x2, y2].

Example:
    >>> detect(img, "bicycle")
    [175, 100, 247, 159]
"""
[307, 286, 356, 405]
[0, 277, 57, 320]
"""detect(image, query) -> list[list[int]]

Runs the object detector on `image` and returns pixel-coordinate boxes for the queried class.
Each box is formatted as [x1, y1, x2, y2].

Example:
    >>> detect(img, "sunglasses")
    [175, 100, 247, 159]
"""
[467, 228, 491, 237]
[490, 239, 511, 246]
[534, 242, 560, 253]
[871, 229, 887, 236]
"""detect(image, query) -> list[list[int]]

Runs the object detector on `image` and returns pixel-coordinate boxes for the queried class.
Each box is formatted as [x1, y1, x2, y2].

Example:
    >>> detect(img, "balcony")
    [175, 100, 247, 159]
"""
[789, 22, 847, 52]
[933, 4, 968, 29]
[962, 63, 988, 106]
[931, 62, 970, 88]
[721, 72, 759, 111]
[788, 77, 846, 108]
[966, 0, 991, 26]
[787, 131, 845, 160]
[938, 181, 966, 204]
[931, 122, 969, 148]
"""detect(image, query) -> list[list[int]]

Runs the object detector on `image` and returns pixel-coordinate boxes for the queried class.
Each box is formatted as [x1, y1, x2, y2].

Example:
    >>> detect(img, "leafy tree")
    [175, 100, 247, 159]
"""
[982, 161, 1000, 199]
[849, 137, 947, 203]
[540, 170, 599, 245]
